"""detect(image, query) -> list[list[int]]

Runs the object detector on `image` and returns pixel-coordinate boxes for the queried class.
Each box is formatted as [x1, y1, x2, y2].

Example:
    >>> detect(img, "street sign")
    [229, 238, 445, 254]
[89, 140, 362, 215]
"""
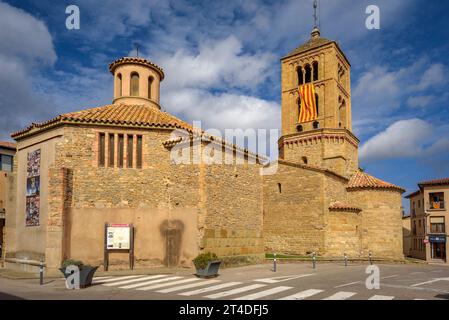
[429, 234, 446, 243]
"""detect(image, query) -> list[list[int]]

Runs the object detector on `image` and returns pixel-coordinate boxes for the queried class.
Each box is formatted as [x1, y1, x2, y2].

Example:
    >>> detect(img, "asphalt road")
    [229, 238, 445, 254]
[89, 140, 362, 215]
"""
[1, 262, 448, 300]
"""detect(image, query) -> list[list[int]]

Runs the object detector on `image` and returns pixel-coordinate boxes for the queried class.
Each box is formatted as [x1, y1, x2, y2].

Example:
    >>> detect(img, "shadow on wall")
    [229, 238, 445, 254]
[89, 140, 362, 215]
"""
[159, 219, 184, 267]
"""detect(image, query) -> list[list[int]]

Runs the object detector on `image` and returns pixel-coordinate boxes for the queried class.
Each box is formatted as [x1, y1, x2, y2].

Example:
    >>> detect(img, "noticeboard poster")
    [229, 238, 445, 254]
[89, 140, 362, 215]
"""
[106, 224, 131, 249]
[26, 149, 41, 227]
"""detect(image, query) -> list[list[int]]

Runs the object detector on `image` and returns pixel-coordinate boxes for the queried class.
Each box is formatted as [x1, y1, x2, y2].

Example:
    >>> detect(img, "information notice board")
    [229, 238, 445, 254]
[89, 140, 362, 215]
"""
[104, 223, 134, 270]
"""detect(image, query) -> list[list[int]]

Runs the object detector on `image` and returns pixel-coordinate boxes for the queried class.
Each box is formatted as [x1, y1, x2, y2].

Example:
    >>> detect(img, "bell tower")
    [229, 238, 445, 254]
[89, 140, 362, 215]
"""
[278, 18, 359, 177]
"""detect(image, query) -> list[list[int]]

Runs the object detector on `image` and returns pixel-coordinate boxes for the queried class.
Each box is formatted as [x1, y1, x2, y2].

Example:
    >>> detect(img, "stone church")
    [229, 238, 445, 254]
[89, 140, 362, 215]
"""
[3, 27, 404, 275]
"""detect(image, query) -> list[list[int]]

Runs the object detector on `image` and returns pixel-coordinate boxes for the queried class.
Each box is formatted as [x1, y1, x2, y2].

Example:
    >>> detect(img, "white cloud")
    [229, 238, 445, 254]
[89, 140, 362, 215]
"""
[162, 88, 280, 131]
[0, 1, 57, 140]
[360, 118, 439, 161]
[0, 1, 56, 66]
[157, 35, 274, 91]
[406, 95, 435, 108]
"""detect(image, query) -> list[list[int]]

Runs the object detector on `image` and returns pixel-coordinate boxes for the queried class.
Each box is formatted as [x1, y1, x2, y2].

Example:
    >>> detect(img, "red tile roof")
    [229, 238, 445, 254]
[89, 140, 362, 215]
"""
[108, 57, 164, 79]
[418, 177, 449, 187]
[405, 190, 421, 199]
[347, 170, 405, 193]
[329, 201, 361, 212]
[11, 104, 193, 139]
[0, 141, 16, 150]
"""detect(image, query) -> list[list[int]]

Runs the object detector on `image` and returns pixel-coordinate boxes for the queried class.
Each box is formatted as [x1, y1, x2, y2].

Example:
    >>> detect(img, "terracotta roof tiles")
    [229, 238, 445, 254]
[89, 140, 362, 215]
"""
[418, 177, 449, 187]
[0, 141, 16, 150]
[347, 170, 405, 193]
[11, 104, 193, 139]
[329, 201, 361, 212]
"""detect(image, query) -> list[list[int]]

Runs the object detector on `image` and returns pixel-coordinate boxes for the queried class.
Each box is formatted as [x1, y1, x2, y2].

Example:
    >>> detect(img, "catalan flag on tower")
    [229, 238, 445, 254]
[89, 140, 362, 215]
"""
[298, 83, 318, 123]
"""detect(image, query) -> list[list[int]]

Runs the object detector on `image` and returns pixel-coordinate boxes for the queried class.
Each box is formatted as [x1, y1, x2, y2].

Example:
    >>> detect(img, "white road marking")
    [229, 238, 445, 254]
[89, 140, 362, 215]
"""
[179, 282, 242, 296]
[254, 274, 313, 284]
[381, 275, 398, 279]
[334, 281, 360, 288]
[411, 277, 449, 287]
[233, 286, 292, 300]
[205, 284, 267, 299]
[369, 295, 394, 300]
[119, 276, 182, 289]
[93, 275, 141, 283]
[92, 276, 112, 280]
[323, 291, 356, 300]
[279, 289, 324, 300]
[157, 280, 221, 293]
[137, 278, 200, 291]
[103, 275, 167, 286]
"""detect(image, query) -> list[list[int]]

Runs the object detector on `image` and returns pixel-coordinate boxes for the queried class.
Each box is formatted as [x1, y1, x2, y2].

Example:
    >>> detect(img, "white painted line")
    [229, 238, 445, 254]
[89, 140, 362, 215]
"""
[412, 277, 449, 287]
[323, 291, 356, 300]
[414, 299, 426, 300]
[205, 284, 267, 299]
[233, 286, 292, 300]
[369, 295, 394, 300]
[93, 275, 141, 283]
[158, 280, 221, 293]
[179, 282, 242, 296]
[137, 278, 200, 291]
[381, 275, 398, 279]
[92, 276, 112, 280]
[334, 281, 360, 288]
[103, 275, 167, 286]
[279, 289, 324, 300]
[254, 274, 313, 284]
[119, 276, 182, 289]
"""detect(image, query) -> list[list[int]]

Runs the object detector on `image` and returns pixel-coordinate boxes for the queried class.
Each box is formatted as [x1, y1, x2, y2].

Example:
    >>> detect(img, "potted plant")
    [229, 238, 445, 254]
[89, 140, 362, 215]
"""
[59, 259, 99, 288]
[193, 252, 221, 278]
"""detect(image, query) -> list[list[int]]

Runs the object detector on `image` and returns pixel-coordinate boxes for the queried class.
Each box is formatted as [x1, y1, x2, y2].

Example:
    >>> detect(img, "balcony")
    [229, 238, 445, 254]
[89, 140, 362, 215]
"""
[427, 201, 445, 210]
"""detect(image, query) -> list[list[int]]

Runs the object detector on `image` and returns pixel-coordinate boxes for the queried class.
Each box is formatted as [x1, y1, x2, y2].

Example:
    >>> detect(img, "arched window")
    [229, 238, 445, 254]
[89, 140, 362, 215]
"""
[301, 156, 308, 164]
[130, 72, 139, 96]
[296, 124, 303, 132]
[297, 67, 304, 86]
[313, 61, 319, 81]
[297, 97, 301, 121]
[315, 93, 319, 116]
[117, 73, 122, 97]
[304, 64, 312, 83]
[148, 76, 153, 99]
[313, 121, 320, 129]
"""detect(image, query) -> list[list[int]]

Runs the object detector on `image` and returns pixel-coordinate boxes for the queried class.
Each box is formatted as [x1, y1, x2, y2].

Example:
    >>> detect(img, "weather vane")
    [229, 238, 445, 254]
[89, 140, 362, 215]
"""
[313, 0, 319, 28]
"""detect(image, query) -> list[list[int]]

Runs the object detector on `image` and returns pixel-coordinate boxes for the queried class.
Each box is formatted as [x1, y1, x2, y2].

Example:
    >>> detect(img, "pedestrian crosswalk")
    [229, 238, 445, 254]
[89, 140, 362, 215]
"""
[91, 274, 421, 300]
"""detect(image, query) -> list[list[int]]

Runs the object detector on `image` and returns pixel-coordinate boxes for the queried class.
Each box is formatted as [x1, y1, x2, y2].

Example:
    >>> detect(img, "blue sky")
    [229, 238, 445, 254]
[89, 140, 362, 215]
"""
[1, 0, 449, 211]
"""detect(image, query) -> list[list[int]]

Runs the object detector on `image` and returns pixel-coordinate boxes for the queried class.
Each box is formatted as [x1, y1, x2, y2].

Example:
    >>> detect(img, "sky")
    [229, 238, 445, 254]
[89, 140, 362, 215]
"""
[0, 0, 449, 212]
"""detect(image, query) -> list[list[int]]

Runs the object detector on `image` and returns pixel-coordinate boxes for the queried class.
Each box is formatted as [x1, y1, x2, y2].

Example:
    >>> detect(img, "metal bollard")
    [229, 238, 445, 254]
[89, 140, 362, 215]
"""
[344, 253, 348, 267]
[273, 253, 277, 272]
[312, 252, 316, 269]
[39, 259, 44, 285]
[368, 251, 373, 265]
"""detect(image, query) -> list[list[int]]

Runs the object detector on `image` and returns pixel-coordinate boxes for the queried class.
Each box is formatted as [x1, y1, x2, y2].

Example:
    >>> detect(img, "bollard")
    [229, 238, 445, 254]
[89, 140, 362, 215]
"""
[273, 253, 277, 272]
[39, 259, 44, 285]
[368, 251, 373, 265]
[312, 252, 316, 269]
[344, 253, 348, 267]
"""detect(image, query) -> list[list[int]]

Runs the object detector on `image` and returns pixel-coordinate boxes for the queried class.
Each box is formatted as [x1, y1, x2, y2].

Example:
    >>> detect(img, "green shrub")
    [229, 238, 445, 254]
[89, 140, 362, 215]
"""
[61, 259, 84, 269]
[193, 252, 218, 270]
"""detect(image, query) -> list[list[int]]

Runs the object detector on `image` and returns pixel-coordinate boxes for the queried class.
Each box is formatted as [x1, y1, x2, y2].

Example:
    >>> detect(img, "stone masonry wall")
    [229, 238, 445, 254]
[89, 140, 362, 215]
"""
[348, 189, 404, 260]
[263, 162, 326, 255]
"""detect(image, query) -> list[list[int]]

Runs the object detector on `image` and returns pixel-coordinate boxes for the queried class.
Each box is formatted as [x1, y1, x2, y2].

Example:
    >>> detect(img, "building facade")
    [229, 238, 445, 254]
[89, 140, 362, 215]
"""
[406, 178, 448, 263]
[0, 141, 16, 260]
[3, 27, 405, 275]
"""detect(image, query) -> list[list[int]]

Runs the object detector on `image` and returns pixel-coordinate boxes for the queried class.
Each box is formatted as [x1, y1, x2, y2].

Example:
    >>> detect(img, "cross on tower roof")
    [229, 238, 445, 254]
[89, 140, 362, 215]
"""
[313, 0, 319, 29]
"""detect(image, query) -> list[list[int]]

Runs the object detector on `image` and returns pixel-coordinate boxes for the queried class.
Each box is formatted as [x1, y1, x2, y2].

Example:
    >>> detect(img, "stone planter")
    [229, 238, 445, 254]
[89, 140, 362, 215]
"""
[195, 260, 221, 278]
[59, 265, 99, 288]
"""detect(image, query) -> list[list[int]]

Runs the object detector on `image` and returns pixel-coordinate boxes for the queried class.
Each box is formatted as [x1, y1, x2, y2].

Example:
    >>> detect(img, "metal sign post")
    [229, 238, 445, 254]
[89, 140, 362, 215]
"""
[312, 252, 316, 269]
